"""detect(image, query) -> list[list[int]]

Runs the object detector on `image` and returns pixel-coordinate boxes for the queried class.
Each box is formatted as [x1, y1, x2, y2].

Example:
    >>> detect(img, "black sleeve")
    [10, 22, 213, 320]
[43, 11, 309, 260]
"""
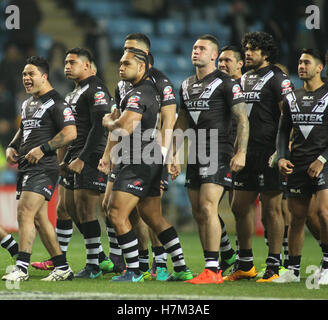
[158, 79, 177, 107]
[271, 72, 293, 103]
[78, 108, 108, 161]
[78, 85, 113, 161]
[50, 100, 75, 132]
[115, 85, 121, 107]
[276, 99, 293, 160]
[223, 78, 245, 108]
[124, 93, 146, 114]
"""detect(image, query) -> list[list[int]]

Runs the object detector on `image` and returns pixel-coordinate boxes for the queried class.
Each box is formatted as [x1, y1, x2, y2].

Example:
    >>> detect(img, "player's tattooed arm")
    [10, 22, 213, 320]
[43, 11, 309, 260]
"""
[48, 125, 77, 151]
[230, 102, 249, 172]
[232, 102, 249, 154]
[25, 125, 77, 165]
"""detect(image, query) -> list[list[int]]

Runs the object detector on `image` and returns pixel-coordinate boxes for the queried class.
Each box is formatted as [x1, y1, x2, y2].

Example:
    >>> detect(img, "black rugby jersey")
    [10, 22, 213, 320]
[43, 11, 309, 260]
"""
[65, 75, 114, 161]
[17, 89, 75, 171]
[118, 79, 161, 164]
[241, 65, 293, 150]
[115, 67, 176, 108]
[281, 83, 328, 166]
[180, 69, 245, 157]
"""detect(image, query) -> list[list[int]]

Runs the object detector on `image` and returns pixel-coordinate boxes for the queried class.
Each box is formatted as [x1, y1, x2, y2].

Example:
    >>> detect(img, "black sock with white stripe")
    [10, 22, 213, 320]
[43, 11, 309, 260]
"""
[204, 250, 219, 272]
[106, 218, 123, 257]
[157, 226, 187, 273]
[321, 243, 328, 269]
[51, 254, 69, 270]
[238, 249, 254, 271]
[16, 251, 30, 274]
[219, 216, 235, 260]
[56, 219, 73, 258]
[288, 255, 301, 276]
[266, 253, 281, 274]
[283, 225, 289, 268]
[117, 229, 140, 274]
[1, 234, 18, 258]
[82, 220, 101, 270]
[139, 249, 149, 272]
[152, 246, 167, 268]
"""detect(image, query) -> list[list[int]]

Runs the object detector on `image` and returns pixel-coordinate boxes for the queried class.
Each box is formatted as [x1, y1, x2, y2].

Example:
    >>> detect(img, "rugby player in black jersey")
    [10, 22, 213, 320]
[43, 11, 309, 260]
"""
[218, 45, 244, 273]
[100, 48, 192, 282]
[30, 59, 114, 274]
[275, 49, 328, 285]
[61, 48, 115, 279]
[225, 32, 293, 282]
[99, 33, 176, 280]
[2, 56, 76, 282]
[170, 34, 249, 284]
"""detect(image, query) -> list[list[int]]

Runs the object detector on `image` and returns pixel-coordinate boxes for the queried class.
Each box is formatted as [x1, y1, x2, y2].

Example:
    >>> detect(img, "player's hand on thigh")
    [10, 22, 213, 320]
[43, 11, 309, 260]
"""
[68, 158, 84, 174]
[307, 159, 323, 178]
[98, 157, 110, 175]
[278, 158, 294, 176]
[230, 152, 246, 172]
[6, 147, 19, 164]
[25, 146, 44, 164]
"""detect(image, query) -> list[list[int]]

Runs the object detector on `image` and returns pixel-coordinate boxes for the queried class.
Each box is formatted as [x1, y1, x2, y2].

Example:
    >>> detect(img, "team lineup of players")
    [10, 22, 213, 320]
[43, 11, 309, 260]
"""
[1, 30, 328, 285]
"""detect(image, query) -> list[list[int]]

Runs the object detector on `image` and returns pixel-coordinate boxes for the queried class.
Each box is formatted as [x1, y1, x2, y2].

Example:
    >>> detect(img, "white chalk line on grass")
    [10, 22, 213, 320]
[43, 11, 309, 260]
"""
[0, 290, 304, 300]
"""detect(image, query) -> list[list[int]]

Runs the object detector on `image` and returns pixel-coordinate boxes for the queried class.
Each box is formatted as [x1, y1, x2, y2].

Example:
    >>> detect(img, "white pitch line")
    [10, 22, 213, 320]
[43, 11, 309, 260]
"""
[0, 290, 306, 300]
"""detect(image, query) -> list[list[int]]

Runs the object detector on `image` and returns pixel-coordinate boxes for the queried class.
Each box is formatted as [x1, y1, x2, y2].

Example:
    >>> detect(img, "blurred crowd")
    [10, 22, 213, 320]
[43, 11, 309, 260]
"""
[0, 0, 327, 188]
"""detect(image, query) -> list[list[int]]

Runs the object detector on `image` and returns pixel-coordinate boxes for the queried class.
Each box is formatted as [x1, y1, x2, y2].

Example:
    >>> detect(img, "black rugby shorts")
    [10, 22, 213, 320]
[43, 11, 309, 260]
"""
[233, 148, 282, 192]
[16, 170, 58, 201]
[112, 163, 162, 198]
[185, 153, 232, 189]
[59, 170, 74, 190]
[74, 162, 107, 193]
[286, 164, 328, 198]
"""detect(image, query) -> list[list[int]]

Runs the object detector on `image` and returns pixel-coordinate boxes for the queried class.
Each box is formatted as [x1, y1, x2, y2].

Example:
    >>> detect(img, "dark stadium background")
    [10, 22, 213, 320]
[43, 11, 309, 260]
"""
[0, 0, 327, 232]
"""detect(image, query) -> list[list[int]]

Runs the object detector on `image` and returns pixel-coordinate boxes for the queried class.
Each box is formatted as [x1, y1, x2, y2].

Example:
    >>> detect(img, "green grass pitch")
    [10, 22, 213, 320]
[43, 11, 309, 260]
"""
[0, 231, 327, 300]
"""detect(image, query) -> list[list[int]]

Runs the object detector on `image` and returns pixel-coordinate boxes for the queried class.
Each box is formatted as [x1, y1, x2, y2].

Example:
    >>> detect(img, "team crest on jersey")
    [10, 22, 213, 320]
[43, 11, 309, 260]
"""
[63, 107, 75, 122]
[94, 91, 107, 105]
[163, 85, 174, 101]
[128, 95, 140, 103]
[94, 91, 105, 100]
[232, 84, 243, 99]
[281, 79, 293, 95]
[126, 95, 140, 109]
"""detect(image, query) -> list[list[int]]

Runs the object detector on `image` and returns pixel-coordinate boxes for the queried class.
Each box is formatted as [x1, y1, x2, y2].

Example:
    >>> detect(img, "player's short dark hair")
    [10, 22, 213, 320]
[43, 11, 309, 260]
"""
[219, 45, 244, 62]
[65, 47, 94, 62]
[125, 33, 151, 50]
[197, 34, 219, 52]
[26, 56, 50, 79]
[300, 48, 325, 65]
[242, 32, 278, 64]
